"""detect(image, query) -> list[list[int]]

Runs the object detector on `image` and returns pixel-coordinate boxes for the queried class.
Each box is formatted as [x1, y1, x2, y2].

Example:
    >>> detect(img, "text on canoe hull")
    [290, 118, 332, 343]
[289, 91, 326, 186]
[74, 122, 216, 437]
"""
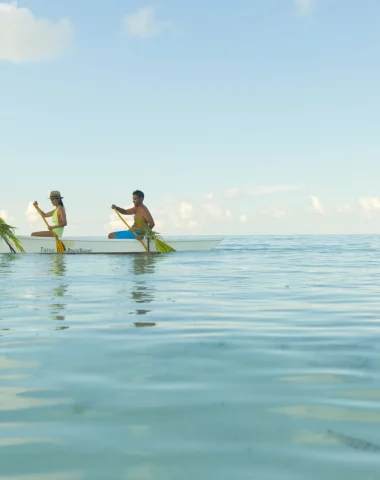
[40, 247, 93, 253]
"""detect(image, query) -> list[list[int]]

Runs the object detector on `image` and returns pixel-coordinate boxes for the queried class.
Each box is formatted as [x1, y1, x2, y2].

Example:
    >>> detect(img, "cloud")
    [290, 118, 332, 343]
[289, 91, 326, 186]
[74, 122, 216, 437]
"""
[223, 185, 301, 198]
[359, 197, 380, 217]
[205, 193, 213, 199]
[179, 202, 193, 220]
[154, 219, 165, 229]
[104, 212, 120, 232]
[247, 185, 301, 195]
[0, 209, 13, 224]
[25, 202, 39, 223]
[122, 6, 169, 38]
[0, 1, 74, 63]
[295, 0, 312, 16]
[310, 196, 324, 215]
[156, 201, 200, 232]
[204, 203, 222, 218]
[261, 207, 286, 219]
[104, 205, 132, 232]
[178, 202, 198, 230]
[337, 204, 353, 214]
[204, 203, 235, 220]
[240, 214, 248, 223]
[224, 188, 239, 198]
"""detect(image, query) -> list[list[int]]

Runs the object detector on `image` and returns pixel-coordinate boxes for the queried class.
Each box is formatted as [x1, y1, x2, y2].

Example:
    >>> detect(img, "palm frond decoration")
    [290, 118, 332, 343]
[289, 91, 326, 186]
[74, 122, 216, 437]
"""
[134, 218, 176, 253]
[0, 218, 25, 253]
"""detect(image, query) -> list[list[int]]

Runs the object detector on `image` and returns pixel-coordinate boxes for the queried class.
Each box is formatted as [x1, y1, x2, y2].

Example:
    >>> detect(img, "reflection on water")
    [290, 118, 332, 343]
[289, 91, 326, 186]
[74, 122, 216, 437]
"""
[0, 386, 71, 411]
[2, 236, 380, 479]
[0, 335, 71, 469]
[48, 256, 68, 324]
[0, 356, 39, 370]
[0, 255, 21, 323]
[271, 405, 380, 422]
[0, 253, 21, 272]
[48, 255, 67, 277]
[327, 430, 380, 453]
[129, 255, 162, 324]
[0, 472, 84, 480]
[134, 322, 156, 327]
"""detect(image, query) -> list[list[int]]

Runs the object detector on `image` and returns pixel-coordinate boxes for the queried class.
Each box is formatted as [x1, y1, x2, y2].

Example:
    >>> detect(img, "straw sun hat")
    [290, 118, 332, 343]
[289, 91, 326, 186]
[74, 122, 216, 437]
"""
[48, 191, 63, 199]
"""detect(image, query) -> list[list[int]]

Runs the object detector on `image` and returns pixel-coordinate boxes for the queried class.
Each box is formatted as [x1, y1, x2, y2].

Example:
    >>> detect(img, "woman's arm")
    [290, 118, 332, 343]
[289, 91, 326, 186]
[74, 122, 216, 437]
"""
[33, 201, 54, 218]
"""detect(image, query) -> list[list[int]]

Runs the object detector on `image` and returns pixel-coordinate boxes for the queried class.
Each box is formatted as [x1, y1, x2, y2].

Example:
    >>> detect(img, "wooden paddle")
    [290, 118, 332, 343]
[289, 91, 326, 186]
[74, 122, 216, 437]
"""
[34, 203, 66, 253]
[114, 209, 150, 253]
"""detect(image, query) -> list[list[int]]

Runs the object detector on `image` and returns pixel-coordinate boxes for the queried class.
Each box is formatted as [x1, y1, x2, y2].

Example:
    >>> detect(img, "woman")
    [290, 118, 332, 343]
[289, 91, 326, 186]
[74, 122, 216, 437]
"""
[31, 191, 67, 237]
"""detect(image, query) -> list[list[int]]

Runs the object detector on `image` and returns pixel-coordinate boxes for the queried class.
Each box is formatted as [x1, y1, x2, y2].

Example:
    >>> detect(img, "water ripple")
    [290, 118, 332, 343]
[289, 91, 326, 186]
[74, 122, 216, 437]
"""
[1, 236, 380, 479]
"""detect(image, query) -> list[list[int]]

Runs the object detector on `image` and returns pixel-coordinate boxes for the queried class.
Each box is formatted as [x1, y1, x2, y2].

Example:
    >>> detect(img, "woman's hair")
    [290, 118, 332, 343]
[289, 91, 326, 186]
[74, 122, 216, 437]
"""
[58, 199, 64, 207]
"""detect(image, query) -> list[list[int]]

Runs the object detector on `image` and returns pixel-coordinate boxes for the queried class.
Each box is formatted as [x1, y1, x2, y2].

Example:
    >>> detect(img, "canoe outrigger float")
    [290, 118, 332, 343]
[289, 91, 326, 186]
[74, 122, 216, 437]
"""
[0, 235, 223, 254]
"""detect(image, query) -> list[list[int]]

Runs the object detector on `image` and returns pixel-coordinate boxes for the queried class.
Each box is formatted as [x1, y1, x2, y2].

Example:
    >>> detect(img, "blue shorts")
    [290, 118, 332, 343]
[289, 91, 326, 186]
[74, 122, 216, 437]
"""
[114, 230, 142, 239]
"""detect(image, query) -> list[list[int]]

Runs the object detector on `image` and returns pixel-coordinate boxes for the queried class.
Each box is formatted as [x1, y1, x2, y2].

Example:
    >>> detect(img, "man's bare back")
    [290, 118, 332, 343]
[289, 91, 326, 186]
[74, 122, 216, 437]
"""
[108, 190, 155, 239]
[128, 204, 154, 230]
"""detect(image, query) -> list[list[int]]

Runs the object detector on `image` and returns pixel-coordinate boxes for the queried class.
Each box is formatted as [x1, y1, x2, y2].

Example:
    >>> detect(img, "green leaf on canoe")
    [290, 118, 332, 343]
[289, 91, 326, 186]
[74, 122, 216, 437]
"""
[134, 218, 176, 253]
[0, 218, 25, 253]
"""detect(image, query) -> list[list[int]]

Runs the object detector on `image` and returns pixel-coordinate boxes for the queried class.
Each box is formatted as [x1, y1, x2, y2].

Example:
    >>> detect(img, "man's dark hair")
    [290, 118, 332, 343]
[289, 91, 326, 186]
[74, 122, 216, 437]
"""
[133, 190, 144, 200]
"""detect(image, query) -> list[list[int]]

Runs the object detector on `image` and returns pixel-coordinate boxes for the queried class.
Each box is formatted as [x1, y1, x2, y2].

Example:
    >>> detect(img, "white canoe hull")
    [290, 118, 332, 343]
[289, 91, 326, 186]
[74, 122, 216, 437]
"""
[0, 235, 223, 254]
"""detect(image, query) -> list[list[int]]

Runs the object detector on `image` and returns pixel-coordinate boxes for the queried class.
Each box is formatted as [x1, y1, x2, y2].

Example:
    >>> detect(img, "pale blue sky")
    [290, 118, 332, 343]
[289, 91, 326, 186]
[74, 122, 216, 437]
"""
[1, 0, 380, 236]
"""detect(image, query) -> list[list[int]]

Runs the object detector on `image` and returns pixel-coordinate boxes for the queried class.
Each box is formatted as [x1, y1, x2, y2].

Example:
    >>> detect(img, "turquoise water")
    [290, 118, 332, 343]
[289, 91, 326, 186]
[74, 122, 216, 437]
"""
[1, 235, 380, 480]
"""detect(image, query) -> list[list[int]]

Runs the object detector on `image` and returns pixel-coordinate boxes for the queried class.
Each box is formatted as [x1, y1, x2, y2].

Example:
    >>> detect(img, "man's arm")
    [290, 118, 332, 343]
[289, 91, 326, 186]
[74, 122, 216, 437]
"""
[112, 205, 136, 215]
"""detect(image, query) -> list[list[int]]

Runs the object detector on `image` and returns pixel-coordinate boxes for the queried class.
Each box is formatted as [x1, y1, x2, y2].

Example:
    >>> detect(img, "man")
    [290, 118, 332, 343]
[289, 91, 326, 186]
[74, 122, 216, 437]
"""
[108, 190, 155, 239]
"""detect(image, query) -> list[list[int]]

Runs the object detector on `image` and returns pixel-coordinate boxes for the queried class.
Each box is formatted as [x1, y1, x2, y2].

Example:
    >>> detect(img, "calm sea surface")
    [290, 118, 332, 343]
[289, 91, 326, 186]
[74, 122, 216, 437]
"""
[1, 235, 380, 480]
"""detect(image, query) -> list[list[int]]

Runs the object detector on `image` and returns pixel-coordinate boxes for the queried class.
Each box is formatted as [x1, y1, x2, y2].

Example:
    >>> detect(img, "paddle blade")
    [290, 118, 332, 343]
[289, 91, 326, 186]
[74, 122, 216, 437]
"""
[55, 237, 66, 253]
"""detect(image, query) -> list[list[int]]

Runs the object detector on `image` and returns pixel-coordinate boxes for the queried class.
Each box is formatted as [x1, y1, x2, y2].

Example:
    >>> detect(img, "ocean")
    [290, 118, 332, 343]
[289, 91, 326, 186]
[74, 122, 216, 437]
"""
[1, 235, 380, 480]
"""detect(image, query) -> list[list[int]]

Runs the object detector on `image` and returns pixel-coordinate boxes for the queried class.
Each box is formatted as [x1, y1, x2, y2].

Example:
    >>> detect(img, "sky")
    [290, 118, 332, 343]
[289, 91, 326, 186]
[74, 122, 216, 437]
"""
[1, 0, 380, 236]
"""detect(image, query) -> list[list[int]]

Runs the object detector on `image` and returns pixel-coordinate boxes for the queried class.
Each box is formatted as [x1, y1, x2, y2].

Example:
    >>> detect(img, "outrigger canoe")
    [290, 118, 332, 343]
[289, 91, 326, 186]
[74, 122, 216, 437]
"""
[0, 235, 223, 254]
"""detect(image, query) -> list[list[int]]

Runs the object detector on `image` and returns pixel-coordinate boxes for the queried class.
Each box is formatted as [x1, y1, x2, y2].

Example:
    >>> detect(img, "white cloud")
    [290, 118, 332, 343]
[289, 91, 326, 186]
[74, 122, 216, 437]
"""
[122, 6, 169, 38]
[159, 201, 197, 232]
[224, 188, 239, 198]
[0, 209, 15, 224]
[204, 203, 234, 220]
[223, 185, 301, 198]
[205, 193, 213, 199]
[204, 203, 222, 218]
[104, 206, 132, 232]
[310, 196, 324, 215]
[0, 1, 74, 63]
[295, 0, 312, 16]
[154, 219, 165, 229]
[247, 185, 301, 195]
[179, 202, 193, 220]
[25, 202, 39, 223]
[262, 207, 286, 219]
[240, 214, 248, 223]
[104, 213, 120, 232]
[359, 197, 380, 217]
[337, 204, 353, 214]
